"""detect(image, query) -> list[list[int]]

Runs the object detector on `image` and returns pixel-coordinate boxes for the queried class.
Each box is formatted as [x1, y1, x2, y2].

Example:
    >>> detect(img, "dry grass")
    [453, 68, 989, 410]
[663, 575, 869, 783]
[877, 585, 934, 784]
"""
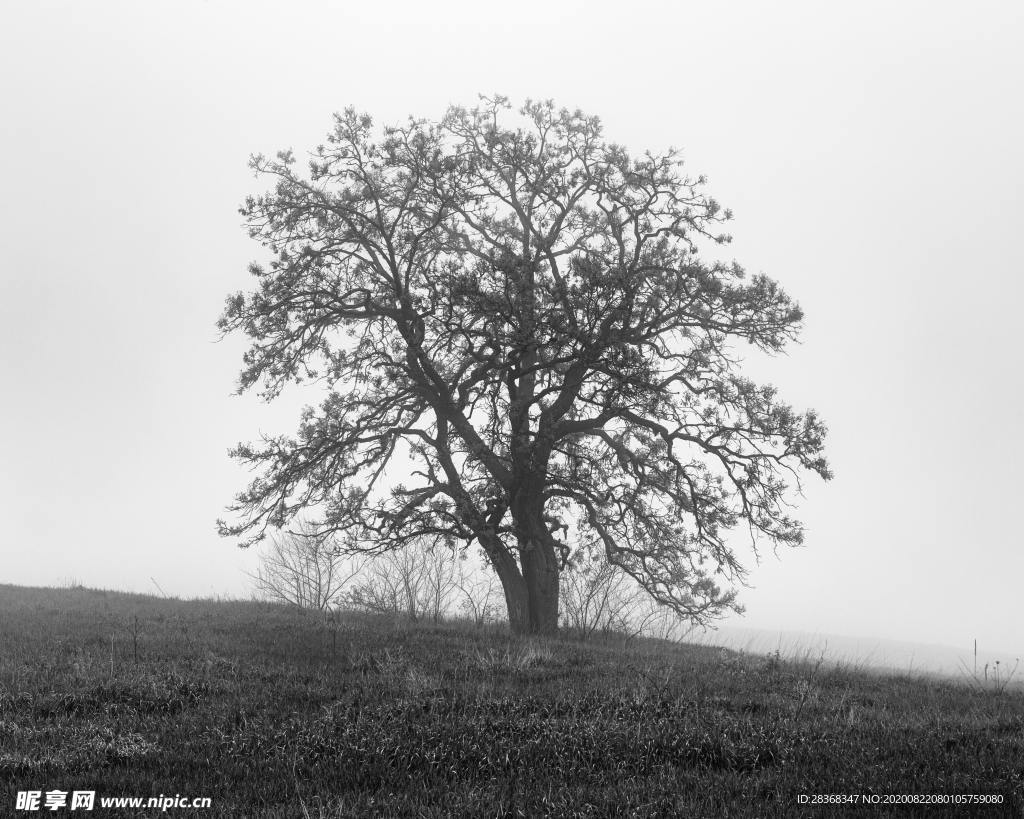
[1, 584, 1022, 817]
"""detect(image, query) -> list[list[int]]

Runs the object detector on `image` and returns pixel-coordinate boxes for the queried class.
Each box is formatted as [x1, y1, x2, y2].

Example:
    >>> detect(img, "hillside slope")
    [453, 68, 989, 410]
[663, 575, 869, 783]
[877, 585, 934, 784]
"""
[1, 585, 1021, 816]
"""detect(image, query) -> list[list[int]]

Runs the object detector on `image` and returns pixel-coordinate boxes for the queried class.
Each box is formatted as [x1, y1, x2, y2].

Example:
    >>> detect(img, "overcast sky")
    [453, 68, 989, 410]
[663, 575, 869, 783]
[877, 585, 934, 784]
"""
[1, 1, 1021, 656]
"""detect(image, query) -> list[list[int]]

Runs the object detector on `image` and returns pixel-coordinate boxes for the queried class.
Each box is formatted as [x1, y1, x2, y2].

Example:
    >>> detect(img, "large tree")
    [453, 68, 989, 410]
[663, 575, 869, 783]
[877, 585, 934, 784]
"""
[218, 96, 831, 635]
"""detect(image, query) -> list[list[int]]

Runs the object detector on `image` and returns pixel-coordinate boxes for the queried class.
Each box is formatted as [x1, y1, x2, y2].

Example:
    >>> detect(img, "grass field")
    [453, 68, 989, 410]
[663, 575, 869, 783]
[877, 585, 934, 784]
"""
[1, 584, 1021, 817]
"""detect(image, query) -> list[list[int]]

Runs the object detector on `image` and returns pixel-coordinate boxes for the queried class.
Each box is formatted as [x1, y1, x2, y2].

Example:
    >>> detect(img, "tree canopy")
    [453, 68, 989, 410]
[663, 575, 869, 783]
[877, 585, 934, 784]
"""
[218, 96, 831, 634]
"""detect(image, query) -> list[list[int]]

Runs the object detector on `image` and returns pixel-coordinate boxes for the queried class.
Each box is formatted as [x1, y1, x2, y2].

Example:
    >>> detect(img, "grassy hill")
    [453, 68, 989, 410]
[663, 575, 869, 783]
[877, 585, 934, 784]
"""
[1, 585, 1021, 817]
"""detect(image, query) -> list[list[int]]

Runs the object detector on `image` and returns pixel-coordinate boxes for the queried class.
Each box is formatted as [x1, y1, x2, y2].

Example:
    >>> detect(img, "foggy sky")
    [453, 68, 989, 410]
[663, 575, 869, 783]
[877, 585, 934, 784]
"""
[1, 0, 1021, 656]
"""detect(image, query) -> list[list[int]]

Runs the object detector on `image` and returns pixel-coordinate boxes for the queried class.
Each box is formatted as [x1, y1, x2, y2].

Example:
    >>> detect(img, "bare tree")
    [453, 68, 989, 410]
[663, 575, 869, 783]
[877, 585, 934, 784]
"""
[456, 557, 501, 627]
[345, 541, 458, 622]
[560, 550, 643, 639]
[422, 545, 459, 622]
[345, 548, 423, 620]
[560, 546, 697, 642]
[251, 522, 358, 611]
[219, 96, 832, 634]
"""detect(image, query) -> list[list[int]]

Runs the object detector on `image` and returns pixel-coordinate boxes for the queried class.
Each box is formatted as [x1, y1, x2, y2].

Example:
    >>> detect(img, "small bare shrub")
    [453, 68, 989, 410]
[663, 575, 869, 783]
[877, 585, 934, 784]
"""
[456, 560, 501, 627]
[251, 522, 359, 611]
[560, 554, 642, 639]
[345, 542, 459, 622]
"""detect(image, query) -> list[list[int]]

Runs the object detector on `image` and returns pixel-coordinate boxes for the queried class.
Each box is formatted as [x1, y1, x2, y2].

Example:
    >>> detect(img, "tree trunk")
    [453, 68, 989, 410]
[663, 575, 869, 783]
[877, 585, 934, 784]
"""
[481, 509, 561, 635]
[499, 569, 530, 634]
[483, 539, 530, 633]
[520, 541, 559, 634]
[512, 502, 561, 635]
